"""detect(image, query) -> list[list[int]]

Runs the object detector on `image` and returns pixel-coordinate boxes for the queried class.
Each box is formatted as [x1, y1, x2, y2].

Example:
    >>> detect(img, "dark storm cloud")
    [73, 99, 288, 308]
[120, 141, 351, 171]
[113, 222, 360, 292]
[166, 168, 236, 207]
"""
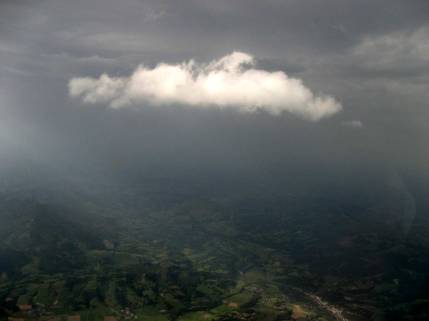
[1, 0, 429, 195]
[3, 0, 429, 79]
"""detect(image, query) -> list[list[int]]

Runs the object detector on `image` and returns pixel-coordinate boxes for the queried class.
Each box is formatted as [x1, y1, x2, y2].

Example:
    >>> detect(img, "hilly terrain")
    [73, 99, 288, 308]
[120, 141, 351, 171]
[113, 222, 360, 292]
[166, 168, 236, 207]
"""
[0, 177, 428, 321]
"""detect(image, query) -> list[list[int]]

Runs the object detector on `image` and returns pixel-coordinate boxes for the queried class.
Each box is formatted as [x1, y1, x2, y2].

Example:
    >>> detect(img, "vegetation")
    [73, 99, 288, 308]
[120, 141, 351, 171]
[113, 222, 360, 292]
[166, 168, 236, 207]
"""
[0, 181, 428, 321]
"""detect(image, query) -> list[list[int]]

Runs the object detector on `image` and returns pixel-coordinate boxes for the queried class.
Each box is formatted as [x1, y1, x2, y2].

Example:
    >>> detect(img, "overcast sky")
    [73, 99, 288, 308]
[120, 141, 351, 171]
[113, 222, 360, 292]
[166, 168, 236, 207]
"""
[1, 0, 429, 193]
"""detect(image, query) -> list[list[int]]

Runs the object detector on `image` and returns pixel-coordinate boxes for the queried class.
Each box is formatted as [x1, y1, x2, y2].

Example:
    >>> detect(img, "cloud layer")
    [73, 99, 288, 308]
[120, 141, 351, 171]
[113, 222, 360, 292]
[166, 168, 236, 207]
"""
[352, 27, 429, 72]
[69, 52, 341, 121]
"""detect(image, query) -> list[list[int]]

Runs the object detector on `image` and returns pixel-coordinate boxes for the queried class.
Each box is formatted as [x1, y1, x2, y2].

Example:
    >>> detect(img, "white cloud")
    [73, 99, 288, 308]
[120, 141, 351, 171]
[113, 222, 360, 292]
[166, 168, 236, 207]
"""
[77, 55, 117, 65]
[341, 120, 363, 129]
[69, 52, 342, 121]
[143, 8, 166, 22]
[69, 74, 126, 105]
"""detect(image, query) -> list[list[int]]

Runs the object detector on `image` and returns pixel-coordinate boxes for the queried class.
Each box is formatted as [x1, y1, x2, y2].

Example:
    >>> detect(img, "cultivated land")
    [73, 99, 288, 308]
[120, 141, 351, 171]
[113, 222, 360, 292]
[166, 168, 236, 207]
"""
[0, 179, 428, 321]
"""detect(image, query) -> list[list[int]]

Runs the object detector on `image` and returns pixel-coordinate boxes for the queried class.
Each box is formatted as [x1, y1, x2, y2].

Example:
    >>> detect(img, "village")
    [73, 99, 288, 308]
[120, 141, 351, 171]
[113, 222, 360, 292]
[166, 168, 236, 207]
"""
[5, 303, 135, 321]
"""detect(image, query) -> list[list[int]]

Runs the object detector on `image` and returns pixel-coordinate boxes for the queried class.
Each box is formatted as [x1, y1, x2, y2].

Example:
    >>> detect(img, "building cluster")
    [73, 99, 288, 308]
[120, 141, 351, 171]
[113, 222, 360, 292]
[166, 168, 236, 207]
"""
[8, 313, 118, 321]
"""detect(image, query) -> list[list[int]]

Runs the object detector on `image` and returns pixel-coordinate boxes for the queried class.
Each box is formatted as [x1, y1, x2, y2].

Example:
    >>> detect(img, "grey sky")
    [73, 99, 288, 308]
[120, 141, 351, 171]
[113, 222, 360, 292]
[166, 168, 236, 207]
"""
[1, 0, 429, 192]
